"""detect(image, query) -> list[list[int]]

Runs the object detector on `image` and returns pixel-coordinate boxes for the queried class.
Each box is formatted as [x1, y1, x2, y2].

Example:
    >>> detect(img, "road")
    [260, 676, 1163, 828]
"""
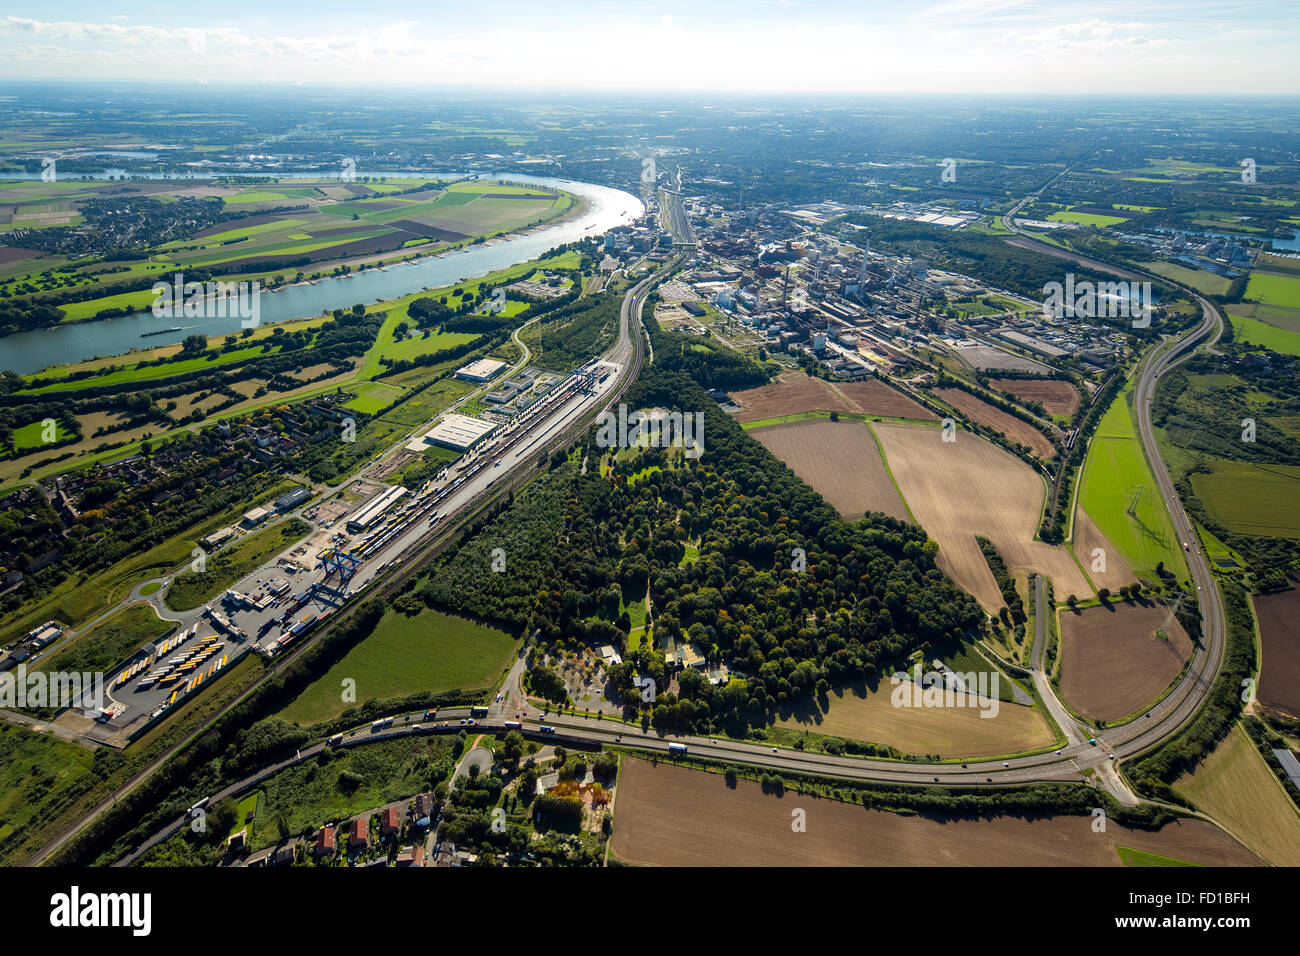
[997, 207, 1228, 780]
[116, 188, 1235, 863]
[45, 239, 681, 867]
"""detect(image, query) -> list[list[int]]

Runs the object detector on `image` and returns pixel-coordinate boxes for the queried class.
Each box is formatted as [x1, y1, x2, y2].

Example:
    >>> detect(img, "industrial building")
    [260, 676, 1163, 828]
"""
[347, 485, 409, 534]
[275, 487, 311, 512]
[455, 358, 507, 383]
[420, 413, 498, 452]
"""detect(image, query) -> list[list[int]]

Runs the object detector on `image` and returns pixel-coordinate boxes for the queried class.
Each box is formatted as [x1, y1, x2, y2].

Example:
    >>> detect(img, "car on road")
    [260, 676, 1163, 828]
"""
[1002, 761, 1009, 767]
[711, 739, 718, 744]
[961, 763, 967, 768]
[771, 747, 778, 754]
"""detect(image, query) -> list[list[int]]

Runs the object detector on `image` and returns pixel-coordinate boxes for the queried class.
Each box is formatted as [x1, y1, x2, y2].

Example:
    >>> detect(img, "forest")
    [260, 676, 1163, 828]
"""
[419, 367, 984, 734]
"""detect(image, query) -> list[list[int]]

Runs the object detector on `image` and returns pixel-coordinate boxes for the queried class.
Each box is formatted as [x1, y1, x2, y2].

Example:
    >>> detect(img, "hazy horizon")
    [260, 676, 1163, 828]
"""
[1, 1, 1297, 95]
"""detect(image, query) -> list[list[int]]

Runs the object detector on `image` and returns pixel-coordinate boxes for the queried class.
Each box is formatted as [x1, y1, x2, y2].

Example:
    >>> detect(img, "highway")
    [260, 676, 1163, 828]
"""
[36, 243, 681, 866]
[115, 192, 1236, 863]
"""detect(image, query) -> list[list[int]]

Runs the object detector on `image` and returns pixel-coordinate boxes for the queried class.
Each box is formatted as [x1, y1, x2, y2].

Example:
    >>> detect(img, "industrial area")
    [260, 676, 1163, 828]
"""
[79, 352, 623, 747]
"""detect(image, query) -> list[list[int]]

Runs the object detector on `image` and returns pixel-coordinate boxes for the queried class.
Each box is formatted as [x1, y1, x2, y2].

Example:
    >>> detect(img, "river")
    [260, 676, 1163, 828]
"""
[1, 174, 642, 375]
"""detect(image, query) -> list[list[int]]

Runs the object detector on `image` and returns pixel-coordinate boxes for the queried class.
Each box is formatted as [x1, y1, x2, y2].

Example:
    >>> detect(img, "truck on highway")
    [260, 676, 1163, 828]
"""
[668, 743, 688, 756]
[328, 734, 343, 747]
[503, 720, 522, 729]
[538, 725, 556, 735]
[470, 706, 490, 718]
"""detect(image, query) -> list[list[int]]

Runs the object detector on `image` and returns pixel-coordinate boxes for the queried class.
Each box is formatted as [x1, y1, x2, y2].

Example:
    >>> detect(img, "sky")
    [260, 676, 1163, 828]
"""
[0, 0, 1296, 94]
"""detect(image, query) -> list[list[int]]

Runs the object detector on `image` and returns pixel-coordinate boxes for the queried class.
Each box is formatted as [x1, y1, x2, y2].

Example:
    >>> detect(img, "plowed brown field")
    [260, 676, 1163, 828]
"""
[731, 371, 850, 422]
[1252, 585, 1300, 717]
[833, 379, 937, 420]
[933, 387, 1057, 459]
[989, 377, 1081, 417]
[731, 371, 933, 423]
[1059, 602, 1193, 724]
[611, 758, 1258, 866]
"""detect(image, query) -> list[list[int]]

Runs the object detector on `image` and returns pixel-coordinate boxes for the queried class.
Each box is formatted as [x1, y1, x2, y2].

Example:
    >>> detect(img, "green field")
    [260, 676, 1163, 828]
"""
[382, 329, 479, 364]
[276, 608, 518, 726]
[1116, 846, 1199, 867]
[21, 346, 275, 394]
[1140, 261, 1232, 297]
[1228, 314, 1300, 356]
[1190, 459, 1300, 539]
[1245, 272, 1300, 308]
[1049, 208, 1129, 228]
[342, 381, 403, 415]
[5, 418, 72, 453]
[1077, 384, 1187, 582]
[0, 722, 98, 863]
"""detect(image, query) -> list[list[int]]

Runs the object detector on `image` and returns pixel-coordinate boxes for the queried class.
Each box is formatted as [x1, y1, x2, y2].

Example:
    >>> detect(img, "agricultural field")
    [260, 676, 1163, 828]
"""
[1175, 723, 1300, 867]
[1228, 314, 1300, 355]
[730, 371, 852, 422]
[1070, 507, 1139, 594]
[342, 381, 403, 415]
[773, 679, 1054, 757]
[1245, 271, 1300, 309]
[873, 422, 1093, 612]
[1251, 585, 1300, 717]
[1139, 262, 1233, 297]
[750, 419, 910, 522]
[988, 377, 1081, 417]
[932, 387, 1056, 459]
[611, 758, 1257, 867]
[0, 178, 573, 323]
[1189, 459, 1300, 539]
[1077, 386, 1187, 582]
[1058, 601, 1192, 724]
[276, 608, 518, 726]
[831, 379, 937, 420]
[1048, 207, 1130, 228]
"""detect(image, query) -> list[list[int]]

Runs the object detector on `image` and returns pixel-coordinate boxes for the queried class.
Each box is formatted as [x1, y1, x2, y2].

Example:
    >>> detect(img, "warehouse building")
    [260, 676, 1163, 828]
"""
[275, 487, 311, 512]
[420, 413, 498, 452]
[347, 485, 409, 534]
[455, 358, 507, 383]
